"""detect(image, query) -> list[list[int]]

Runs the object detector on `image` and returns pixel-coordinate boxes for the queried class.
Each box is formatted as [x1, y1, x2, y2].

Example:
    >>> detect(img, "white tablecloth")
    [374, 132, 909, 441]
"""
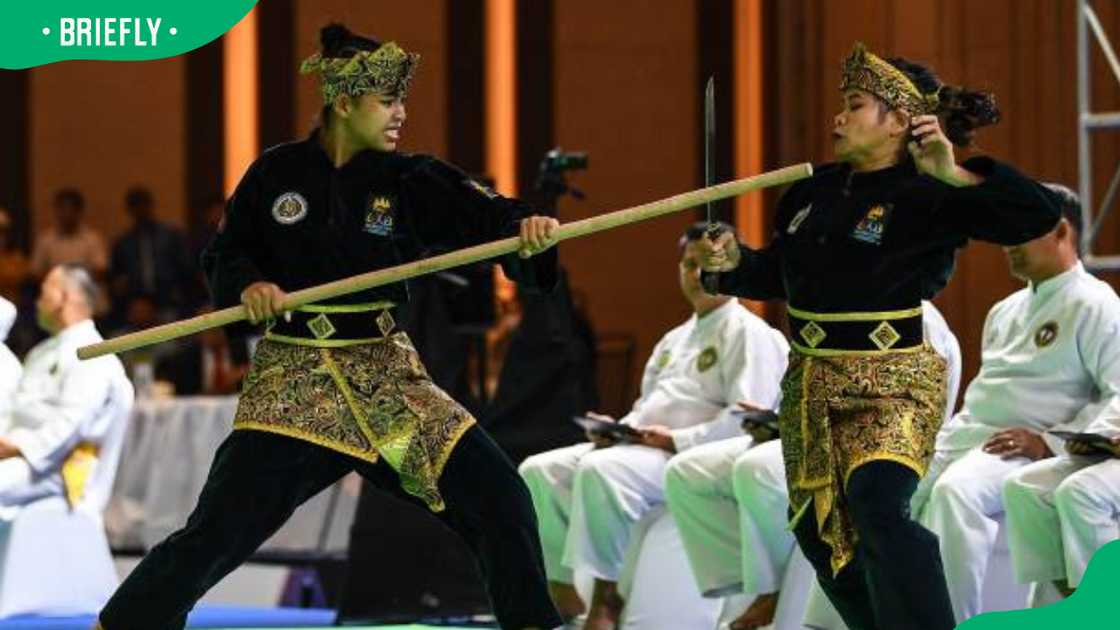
[104, 396, 359, 554]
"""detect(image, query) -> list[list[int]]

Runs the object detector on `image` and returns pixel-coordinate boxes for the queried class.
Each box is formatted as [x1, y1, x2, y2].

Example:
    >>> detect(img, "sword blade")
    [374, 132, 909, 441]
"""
[705, 76, 716, 227]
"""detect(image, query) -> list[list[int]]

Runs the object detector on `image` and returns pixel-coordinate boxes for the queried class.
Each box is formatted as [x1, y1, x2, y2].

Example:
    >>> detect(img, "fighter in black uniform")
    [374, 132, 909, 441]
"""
[699, 42, 1060, 630]
[97, 23, 564, 630]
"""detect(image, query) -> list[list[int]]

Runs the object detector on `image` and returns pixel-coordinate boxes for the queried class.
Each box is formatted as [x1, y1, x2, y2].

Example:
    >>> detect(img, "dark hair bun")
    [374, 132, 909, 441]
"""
[319, 22, 380, 58]
[320, 23, 353, 56]
[938, 85, 1001, 147]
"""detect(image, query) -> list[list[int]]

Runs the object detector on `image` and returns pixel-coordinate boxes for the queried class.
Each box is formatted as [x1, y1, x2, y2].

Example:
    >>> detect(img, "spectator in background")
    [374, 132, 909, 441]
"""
[109, 187, 193, 323]
[188, 195, 226, 263]
[108, 295, 178, 395]
[186, 195, 226, 312]
[0, 207, 40, 358]
[0, 207, 30, 303]
[156, 306, 247, 396]
[30, 188, 108, 279]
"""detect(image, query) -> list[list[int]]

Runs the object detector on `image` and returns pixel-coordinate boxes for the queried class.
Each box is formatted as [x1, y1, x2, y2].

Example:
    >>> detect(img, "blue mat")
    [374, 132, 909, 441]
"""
[0, 605, 336, 629]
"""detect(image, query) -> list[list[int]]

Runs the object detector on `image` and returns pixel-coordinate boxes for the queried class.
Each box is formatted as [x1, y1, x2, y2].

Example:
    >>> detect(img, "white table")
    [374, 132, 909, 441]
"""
[104, 396, 359, 555]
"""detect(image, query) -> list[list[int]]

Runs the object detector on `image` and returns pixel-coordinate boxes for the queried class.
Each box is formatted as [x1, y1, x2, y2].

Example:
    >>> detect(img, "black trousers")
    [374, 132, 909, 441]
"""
[793, 460, 955, 630]
[99, 425, 563, 630]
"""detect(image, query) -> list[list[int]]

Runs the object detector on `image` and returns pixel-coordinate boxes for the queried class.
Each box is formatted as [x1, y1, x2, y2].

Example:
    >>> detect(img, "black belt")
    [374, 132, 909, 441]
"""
[265, 302, 398, 347]
[787, 305, 923, 354]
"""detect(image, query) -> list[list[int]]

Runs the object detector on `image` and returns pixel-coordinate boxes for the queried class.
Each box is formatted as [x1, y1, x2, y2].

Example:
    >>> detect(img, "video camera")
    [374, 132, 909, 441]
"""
[539, 148, 588, 174]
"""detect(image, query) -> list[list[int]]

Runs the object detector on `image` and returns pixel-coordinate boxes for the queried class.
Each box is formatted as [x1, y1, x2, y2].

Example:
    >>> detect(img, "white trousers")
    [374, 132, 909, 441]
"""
[519, 442, 672, 582]
[665, 437, 792, 599]
[914, 447, 1030, 622]
[1002, 455, 1120, 587]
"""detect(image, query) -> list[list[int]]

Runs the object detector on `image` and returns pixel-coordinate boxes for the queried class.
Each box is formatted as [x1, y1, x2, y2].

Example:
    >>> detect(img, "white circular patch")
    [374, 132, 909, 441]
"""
[271, 192, 308, 225]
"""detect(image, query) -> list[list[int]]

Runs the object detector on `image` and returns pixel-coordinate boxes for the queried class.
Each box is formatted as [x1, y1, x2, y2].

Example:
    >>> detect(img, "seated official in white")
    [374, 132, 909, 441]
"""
[518, 223, 789, 630]
[0, 265, 131, 508]
[1002, 397, 1120, 601]
[911, 187, 1120, 622]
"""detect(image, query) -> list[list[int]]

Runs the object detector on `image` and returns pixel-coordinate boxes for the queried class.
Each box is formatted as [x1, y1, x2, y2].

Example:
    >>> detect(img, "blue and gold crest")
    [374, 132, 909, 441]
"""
[364, 194, 395, 236]
[851, 203, 892, 245]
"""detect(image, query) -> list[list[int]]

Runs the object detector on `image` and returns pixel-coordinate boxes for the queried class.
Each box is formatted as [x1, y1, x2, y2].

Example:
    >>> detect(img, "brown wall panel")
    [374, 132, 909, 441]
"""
[769, 0, 1120, 398]
[31, 58, 187, 243]
[448, 0, 486, 173]
[259, 0, 297, 151]
[185, 40, 224, 220]
[554, 0, 699, 403]
[0, 70, 30, 251]
[293, 0, 449, 157]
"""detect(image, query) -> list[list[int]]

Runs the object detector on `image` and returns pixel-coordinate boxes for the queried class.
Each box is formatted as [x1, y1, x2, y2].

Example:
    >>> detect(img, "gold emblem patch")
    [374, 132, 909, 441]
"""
[306, 313, 336, 340]
[656, 350, 672, 369]
[869, 321, 901, 350]
[799, 321, 827, 348]
[1035, 321, 1059, 347]
[697, 346, 718, 373]
[376, 310, 396, 336]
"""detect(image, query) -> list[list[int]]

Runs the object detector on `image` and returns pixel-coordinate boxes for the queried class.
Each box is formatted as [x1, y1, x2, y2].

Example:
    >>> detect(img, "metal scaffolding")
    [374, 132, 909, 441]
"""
[1078, 0, 1120, 270]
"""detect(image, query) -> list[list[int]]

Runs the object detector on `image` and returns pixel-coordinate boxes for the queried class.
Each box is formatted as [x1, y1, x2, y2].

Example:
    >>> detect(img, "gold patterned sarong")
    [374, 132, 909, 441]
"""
[233, 333, 475, 511]
[780, 345, 947, 575]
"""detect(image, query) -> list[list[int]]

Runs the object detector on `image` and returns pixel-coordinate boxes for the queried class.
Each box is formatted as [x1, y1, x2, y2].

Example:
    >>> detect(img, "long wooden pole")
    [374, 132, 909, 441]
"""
[78, 163, 812, 360]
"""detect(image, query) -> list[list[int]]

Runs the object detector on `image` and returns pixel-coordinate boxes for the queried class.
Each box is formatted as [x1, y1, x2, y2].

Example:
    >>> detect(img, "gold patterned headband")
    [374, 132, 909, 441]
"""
[300, 41, 420, 104]
[839, 42, 939, 116]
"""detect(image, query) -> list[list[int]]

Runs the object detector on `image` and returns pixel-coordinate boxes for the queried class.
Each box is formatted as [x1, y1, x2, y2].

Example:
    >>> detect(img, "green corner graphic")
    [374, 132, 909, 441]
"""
[960, 539, 1119, 629]
[0, 0, 258, 69]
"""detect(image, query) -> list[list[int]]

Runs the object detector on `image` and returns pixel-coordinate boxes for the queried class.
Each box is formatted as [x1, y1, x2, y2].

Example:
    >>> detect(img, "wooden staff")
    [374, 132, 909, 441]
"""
[79, 162, 812, 360]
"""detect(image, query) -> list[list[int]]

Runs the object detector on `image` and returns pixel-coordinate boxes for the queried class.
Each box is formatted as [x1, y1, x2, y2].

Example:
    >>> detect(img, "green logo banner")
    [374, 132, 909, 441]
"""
[0, 0, 258, 69]
[961, 539, 1119, 629]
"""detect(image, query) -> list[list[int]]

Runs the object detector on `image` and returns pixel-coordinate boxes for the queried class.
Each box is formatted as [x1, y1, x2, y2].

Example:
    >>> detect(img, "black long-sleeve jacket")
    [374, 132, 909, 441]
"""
[202, 130, 556, 310]
[703, 157, 1061, 312]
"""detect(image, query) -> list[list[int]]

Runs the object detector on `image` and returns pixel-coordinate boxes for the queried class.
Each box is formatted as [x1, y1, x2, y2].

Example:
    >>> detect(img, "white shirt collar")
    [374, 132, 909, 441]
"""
[1029, 261, 1084, 302]
[55, 319, 98, 346]
[693, 299, 738, 331]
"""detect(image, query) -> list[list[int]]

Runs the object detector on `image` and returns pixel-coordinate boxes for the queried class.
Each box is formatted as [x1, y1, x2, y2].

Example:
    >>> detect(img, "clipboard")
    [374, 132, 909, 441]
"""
[732, 409, 779, 432]
[572, 416, 641, 441]
[1049, 430, 1117, 456]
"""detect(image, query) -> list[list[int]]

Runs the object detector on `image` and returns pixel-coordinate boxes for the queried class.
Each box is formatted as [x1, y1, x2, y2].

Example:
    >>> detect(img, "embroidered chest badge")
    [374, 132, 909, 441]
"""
[466, 178, 499, 200]
[787, 204, 813, 234]
[1035, 321, 1059, 348]
[851, 203, 892, 245]
[364, 194, 396, 236]
[656, 350, 672, 369]
[697, 346, 718, 373]
[272, 192, 309, 225]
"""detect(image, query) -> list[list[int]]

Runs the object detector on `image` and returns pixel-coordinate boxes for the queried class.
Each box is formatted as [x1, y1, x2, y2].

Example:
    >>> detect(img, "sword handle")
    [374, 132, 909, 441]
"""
[702, 223, 726, 295]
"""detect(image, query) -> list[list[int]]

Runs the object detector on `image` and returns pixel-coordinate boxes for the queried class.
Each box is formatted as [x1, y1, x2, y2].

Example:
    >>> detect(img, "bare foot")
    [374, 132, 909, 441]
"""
[729, 592, 779, 630]
[581, 613, 618, 630]
[582, 579, 623, 630]
[549, 580, 586, 620]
